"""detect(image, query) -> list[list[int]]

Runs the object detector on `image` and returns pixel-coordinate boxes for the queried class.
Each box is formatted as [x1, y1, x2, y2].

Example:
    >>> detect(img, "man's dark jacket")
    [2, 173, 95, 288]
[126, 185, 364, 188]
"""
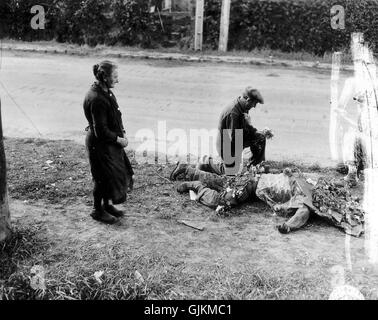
[217, 97, 258, 160]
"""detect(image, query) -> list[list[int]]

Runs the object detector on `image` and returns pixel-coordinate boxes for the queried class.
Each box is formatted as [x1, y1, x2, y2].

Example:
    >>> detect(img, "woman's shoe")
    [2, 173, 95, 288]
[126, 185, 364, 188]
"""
[91, 208, 119, 224]
[103, 205, 125, 218]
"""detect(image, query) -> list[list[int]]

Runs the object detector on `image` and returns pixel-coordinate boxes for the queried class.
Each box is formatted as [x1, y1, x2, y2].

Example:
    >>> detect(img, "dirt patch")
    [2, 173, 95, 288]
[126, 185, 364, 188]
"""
[2, 138, 378, 299]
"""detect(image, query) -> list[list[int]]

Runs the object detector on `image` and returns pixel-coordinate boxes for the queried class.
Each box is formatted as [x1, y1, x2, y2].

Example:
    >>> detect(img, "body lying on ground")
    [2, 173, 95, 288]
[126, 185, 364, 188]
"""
[170, 160, 364, 237]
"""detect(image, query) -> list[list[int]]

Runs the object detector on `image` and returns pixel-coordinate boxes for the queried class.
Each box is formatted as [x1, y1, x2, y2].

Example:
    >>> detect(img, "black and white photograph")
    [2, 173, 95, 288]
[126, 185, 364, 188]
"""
[1, 0, 378, 306]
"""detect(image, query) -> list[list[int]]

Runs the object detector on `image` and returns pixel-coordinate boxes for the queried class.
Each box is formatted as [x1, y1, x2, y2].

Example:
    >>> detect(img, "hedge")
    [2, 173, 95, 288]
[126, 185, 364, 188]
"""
[0, 0, 170, 48]
[204, 0, 378, 55]
[1, 0, 378, 55]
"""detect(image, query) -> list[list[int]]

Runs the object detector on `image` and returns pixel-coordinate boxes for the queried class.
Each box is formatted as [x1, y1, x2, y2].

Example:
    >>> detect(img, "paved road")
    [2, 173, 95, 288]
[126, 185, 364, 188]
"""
[0, 51, 348, 166]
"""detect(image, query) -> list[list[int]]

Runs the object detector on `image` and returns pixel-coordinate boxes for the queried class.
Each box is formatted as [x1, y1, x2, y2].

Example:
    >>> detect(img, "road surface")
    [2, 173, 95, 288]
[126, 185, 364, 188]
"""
[0, 51, 351, 166]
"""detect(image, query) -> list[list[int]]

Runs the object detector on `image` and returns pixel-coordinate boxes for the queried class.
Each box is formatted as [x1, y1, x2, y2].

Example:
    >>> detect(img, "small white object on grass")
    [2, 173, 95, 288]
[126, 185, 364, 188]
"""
[30, 265, 46, 291]
[215, 205, 225, 215]
[135, 270, 145, 284]
[94, 271, 104, 284]
[189, 190, 197, 201]
[306, 178, 317, 186]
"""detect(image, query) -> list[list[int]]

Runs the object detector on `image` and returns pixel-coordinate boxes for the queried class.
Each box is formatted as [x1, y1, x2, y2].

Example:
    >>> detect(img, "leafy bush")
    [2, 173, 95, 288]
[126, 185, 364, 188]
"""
[111, 0, 165, 48]
[0, 0, 56, 41]
[2, 0, 378, 54]
[204, 0, 378, 55]
[1, 0, 169, 48]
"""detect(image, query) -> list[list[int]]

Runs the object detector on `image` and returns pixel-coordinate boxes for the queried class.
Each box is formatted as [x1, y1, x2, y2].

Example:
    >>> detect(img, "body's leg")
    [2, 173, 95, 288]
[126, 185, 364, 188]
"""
[170, 163, 226, 191]
[196, 155, 225, 176]
[244, 132, 266, 166]
[234, 180, 258, 204]
[277, 205, 311, 234]
[178, 179, 257, 211]
[186, 167, 226, 191]
[177, 181, 221, 209]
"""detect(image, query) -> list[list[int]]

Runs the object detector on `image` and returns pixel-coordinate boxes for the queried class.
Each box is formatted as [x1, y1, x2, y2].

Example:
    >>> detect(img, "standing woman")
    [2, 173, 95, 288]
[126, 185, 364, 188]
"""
[84, 60, 134, 224]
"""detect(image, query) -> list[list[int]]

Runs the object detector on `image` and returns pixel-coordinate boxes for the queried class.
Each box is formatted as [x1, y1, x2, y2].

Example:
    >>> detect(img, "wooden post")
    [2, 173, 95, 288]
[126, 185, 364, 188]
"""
[219, 0, 231, 52]
[165, 0, 172, 12]
[194, 0, 204, 51]
[0, 98, 11, 242]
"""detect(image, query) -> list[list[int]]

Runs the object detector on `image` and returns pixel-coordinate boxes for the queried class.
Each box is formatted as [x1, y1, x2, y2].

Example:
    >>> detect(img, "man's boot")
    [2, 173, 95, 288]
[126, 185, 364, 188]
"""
[177, 181, 203, 194]
[170, 162, 189, 181]
[90, 207, 119, 224]
[344, 164, 358, 187]
[103, 204, 125, 218]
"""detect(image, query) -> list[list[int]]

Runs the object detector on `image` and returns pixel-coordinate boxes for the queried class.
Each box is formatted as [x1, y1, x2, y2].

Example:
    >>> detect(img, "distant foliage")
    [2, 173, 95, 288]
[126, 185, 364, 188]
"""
[0, 0, 54, 40]
[1, 0, 378, 54]
[0, 0, 168, 48]
[204, 0, 378, 55]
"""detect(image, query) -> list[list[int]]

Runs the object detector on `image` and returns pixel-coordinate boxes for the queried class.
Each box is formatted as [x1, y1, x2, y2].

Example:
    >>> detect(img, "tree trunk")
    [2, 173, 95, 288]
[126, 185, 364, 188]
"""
[0, 98, 11, 242]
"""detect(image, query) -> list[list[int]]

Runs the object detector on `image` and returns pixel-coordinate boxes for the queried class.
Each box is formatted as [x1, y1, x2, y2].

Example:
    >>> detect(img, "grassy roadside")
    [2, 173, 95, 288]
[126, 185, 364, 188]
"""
[0, 39, 354, 68]
[3, 137, 332, 206]
[1, 222, 322, 300]
[1, 137, 374, 300]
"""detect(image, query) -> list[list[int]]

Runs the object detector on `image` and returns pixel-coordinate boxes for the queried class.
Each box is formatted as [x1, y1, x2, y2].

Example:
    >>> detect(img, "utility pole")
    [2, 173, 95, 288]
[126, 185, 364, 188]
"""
[194, 0, 204, 51]
[0, 97, 11, 242]
[219, 0, 231, 52]
[165, 0, 172, 12]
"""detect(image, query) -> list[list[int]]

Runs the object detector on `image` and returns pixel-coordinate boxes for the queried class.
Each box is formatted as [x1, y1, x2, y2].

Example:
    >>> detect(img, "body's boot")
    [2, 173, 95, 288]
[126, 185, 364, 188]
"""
[170, 162, 189, 181]
[277, 206, 311, 234]
[196, 156, 224, 176]
[178, 181, 222, 210]
[196, 161, 212, 173]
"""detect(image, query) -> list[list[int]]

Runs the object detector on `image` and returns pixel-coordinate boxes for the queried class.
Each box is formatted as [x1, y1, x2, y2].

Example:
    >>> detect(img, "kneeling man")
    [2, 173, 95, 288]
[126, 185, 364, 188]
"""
[216, 87, 273, 175]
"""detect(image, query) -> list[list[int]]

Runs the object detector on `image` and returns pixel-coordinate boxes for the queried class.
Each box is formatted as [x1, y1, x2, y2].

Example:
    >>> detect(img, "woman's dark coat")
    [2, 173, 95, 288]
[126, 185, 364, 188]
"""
[83, 83, 134, 204]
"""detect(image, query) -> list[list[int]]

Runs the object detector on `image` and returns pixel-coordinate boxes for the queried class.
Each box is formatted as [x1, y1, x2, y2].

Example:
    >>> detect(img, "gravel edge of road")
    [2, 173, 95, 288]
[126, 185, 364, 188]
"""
[1, 40, 355, 72]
